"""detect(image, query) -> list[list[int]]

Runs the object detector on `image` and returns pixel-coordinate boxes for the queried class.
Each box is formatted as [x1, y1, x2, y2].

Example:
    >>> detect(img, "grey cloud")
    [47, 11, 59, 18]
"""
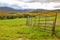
[34, 0, 60, 2]
[20, 0, 60, 3]
[0, 3, 8, 6]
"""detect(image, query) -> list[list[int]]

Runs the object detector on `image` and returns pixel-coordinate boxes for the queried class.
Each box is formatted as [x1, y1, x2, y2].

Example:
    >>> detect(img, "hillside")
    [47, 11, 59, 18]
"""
[0, 7, 34, 12]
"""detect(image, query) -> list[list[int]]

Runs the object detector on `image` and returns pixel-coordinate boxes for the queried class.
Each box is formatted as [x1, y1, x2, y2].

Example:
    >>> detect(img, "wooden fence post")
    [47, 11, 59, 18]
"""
[52, 11, 58, 36]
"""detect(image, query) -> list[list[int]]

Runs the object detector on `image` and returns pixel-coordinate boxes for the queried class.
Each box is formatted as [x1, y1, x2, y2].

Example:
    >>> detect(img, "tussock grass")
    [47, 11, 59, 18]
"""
[0, 16, 60, 40]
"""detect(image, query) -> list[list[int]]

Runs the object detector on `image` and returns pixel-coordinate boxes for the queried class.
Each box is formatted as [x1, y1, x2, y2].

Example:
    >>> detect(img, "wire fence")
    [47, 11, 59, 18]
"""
[26, 11, 58, 36]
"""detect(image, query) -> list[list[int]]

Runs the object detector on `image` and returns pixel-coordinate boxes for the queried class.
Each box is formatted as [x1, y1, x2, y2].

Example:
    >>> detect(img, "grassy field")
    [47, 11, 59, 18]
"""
[0, 16, 60, 40]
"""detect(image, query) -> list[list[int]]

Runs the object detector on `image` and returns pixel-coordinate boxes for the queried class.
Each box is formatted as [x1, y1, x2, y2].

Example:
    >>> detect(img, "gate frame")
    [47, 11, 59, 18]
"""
[26, 11, 58, 37]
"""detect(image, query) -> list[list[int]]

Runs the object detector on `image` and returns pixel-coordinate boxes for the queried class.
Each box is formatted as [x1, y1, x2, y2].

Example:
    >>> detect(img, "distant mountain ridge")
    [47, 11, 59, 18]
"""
[31, 9, 60, 12]
[0, 7, 34, 12]
[0, 7, 60, 12]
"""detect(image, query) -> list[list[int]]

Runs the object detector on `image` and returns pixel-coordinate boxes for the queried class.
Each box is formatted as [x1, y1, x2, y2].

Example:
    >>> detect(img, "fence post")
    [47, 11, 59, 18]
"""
[52, 11, 58, 36]
[26, 16, 30, 26]
[44, 12, 48, 31]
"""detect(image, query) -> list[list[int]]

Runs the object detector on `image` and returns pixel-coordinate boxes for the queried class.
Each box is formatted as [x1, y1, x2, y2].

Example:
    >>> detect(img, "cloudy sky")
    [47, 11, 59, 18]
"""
[0, 0, 60, 10]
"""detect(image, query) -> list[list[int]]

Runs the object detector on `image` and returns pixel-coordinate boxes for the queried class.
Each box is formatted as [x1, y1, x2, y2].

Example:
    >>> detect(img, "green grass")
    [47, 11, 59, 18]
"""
[0, 18, 26, 26]
[0, 16, 60, 40]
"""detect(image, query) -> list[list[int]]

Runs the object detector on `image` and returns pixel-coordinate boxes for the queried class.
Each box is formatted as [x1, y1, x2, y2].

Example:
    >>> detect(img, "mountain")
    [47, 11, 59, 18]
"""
[31, 9, 50, 12]
[0, 7, 60, 13]
[31, 9, 60, 13]
[0, 7, 34, 12]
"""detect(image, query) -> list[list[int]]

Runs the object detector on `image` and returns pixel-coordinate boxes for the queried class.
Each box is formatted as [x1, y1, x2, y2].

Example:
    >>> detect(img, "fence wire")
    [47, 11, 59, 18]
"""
[26, 11, 58, 36]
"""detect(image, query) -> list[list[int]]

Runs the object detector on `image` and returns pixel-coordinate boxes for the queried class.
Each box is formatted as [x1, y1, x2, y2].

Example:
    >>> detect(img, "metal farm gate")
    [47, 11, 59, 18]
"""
[26, 11, 58, 36]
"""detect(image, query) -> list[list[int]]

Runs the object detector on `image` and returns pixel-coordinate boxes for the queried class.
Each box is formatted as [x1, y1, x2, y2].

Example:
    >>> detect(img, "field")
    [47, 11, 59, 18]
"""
[0, 16, 60, 40]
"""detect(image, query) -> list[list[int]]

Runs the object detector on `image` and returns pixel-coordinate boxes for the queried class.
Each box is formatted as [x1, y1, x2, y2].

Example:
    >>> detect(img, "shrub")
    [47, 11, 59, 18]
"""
[7, 16, 17, 19]
[0, 16, 5, 19]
